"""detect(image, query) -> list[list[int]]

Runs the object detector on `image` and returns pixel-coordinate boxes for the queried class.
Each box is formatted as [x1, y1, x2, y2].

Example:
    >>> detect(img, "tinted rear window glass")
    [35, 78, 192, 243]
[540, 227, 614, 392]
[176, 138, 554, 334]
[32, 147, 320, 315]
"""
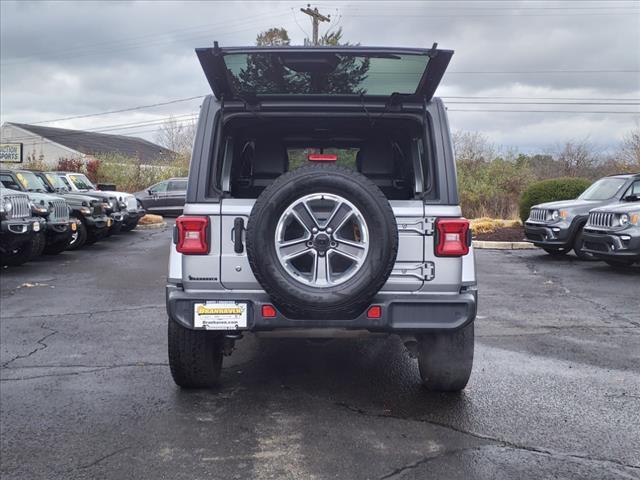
[224, 53, 429, 96]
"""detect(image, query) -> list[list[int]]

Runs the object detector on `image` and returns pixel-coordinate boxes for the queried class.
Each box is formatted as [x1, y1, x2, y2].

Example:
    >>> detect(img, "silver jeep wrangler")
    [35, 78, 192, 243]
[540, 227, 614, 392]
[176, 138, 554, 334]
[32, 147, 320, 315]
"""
[167, 44, 477, 392]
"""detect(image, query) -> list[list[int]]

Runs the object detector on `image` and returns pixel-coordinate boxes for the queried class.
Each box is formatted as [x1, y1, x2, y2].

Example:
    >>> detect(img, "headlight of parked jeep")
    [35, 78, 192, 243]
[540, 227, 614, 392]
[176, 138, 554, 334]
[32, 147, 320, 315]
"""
[0, 198, 10, 214]
[619, 214, 629, 227]
[79, 206, 92, 215]
[119, 201, 127, 209]
[550, 210, 560, 221]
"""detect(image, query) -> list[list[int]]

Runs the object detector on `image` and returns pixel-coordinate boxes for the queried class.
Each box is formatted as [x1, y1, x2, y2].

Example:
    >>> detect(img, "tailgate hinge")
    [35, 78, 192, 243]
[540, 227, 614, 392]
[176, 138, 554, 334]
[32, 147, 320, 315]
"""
[397, 217, 436, 235]
[391, 261, 436, 281]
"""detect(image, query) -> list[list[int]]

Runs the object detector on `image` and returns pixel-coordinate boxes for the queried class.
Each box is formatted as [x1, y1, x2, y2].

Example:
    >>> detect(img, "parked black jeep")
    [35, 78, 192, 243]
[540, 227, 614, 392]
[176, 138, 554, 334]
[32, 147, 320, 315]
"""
[0, 187, 44, 266]
[524, 173, 640, 259]
[32, 171, 110, 249]
[0, 169, 74, 255]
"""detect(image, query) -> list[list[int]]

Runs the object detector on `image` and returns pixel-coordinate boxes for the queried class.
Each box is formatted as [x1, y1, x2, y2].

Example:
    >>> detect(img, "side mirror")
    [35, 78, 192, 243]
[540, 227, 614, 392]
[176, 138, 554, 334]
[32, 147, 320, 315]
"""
[147, 189, 153, 195]
[623, 194, 639, 202]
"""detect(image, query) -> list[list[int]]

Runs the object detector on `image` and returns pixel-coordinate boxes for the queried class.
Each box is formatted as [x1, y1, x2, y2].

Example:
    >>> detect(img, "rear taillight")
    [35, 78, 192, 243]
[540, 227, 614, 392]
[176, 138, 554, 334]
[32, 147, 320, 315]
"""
[176, 216, 209, 254]
[435, 218, 470, 257]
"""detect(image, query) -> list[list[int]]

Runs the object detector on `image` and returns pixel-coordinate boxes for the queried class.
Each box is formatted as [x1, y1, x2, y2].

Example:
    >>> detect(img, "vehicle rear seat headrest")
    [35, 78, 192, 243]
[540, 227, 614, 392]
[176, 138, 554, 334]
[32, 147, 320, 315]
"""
[253, 137, 287, 176]
[357, 138, 395, 176]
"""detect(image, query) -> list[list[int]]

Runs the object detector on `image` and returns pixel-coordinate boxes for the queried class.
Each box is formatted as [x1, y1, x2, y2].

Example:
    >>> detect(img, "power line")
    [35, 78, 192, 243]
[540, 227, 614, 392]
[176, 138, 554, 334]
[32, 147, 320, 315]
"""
[345, 12, 639, 18]
[7, 84, 640, 135]
[314, 3, 640, 11]
[13, 95, 640, 129]
[447, 109, 640, 114]
[291, 8, 311, 39]
[28, 96, 206, 125]
[441, 96, 640, 101]
[1, 10, 293, 67]
[446, 70, 640, 74]
[445, 101, 639, 106]
[6, 114, 199, 143]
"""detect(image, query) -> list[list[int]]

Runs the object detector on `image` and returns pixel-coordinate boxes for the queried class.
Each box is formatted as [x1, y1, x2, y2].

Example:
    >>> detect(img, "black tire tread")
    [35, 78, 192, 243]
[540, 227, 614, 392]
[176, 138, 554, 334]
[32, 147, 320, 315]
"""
[67, 220, 88, 251]
[120, 219, 139, 232]
[418, 321, 474, 392]
[168, 318, 223, 388]
[43, 239, 69, 255]
[1, 236, 41, 266]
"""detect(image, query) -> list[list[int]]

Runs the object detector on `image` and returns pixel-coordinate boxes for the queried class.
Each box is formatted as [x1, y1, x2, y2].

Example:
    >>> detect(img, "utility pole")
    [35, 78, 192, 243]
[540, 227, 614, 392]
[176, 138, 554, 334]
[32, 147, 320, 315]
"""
[300, 4, 331, 45]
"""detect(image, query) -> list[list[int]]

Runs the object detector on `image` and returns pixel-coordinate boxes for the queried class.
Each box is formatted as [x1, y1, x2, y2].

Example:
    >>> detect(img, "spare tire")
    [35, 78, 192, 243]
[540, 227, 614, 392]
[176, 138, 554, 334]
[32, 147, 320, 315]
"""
[246, 164, 398, 319]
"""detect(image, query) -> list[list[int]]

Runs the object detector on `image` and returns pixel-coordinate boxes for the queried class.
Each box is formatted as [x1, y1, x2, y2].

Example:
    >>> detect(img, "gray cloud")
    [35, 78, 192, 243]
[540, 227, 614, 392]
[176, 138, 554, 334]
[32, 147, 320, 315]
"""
[1, 0, 638, 152]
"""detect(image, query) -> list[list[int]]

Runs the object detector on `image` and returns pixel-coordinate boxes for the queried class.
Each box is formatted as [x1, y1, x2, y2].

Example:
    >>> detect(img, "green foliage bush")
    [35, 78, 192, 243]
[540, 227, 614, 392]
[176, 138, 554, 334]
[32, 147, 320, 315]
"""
[518, 177, 592, 223]
[91, 153, 189, 192]
[458, 158, 535, 219]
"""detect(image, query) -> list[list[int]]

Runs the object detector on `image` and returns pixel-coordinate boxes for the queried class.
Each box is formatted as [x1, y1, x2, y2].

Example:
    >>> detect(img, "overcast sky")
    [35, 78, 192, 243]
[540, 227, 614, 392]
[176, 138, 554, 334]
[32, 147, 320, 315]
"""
[1, 0, 639, 153]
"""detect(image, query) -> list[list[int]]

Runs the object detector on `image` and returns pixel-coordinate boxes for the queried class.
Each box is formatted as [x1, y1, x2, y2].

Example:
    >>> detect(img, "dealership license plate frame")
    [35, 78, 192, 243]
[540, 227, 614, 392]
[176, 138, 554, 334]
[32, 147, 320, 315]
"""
[193, 301, 248, 330]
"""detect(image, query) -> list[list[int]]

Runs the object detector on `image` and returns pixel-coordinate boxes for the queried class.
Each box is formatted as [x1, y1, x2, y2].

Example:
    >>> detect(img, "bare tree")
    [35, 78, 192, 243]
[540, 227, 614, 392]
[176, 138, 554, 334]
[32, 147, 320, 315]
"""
[618, 126, 640, 167]
[155, 117, 196, 156]
[554, 139, 598, 177]
[452, 131, 496, 165]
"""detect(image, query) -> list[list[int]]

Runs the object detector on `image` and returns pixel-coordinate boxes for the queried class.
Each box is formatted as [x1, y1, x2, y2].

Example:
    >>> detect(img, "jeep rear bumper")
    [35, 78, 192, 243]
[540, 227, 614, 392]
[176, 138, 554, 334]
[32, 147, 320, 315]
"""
[166, 284, 477, 333]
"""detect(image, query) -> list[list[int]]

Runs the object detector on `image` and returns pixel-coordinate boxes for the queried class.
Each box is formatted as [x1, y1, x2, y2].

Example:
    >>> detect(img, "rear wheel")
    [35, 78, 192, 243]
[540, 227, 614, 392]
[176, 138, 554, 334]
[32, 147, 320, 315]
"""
[418, 321, 474, 392]
[168, 319, 224, 388]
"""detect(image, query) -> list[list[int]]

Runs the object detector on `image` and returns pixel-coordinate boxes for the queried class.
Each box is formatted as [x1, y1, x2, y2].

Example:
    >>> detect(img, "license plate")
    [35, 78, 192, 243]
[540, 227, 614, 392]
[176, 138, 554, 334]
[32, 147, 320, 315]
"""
[194, 302, 248, 330]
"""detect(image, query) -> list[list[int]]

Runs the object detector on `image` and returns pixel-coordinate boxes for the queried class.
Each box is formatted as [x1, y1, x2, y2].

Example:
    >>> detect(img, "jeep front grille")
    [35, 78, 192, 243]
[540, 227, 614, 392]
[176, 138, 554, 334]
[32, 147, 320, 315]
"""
[4, 195, 30, 219]
[587, 211, 615, 229]
[126, 196, 137, 211]
[529, 208, 547, 222]
[50, 199, 69, 223]
[91, 200, 103, 216]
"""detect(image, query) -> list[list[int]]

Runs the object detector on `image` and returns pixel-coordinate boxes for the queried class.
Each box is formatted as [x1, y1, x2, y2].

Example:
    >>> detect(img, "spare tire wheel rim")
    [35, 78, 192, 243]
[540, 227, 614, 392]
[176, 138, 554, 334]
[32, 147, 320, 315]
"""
[274, 193, 370, 287]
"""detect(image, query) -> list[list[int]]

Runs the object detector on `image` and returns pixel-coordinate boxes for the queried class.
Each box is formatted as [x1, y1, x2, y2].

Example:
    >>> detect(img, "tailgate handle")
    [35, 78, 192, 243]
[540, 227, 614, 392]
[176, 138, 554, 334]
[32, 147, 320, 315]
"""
[233, 217, 245, 253]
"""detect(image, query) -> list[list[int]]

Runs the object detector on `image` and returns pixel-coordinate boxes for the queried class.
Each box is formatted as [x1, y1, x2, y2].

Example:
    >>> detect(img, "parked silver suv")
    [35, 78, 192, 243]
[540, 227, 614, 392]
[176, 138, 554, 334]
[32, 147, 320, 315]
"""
[167, 44, 477, 392]
[582, 180, 640, 267]
[524, 173, 639, 258]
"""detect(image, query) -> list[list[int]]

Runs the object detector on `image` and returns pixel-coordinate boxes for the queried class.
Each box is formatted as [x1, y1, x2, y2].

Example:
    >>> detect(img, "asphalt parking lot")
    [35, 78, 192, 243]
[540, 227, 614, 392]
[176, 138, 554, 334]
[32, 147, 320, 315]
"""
[1, 224, 639, 480]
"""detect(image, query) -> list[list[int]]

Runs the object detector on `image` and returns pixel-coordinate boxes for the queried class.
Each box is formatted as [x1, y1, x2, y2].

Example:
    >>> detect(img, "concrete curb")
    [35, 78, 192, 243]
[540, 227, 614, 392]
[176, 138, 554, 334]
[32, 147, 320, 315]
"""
[473, 240, 538, 250]
[135, 222, 168, 230]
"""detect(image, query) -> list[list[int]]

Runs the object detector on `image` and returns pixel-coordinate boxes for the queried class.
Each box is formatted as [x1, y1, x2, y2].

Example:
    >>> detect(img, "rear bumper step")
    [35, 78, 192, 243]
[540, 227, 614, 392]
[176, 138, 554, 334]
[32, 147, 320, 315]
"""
[166, 284, 477, 333]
